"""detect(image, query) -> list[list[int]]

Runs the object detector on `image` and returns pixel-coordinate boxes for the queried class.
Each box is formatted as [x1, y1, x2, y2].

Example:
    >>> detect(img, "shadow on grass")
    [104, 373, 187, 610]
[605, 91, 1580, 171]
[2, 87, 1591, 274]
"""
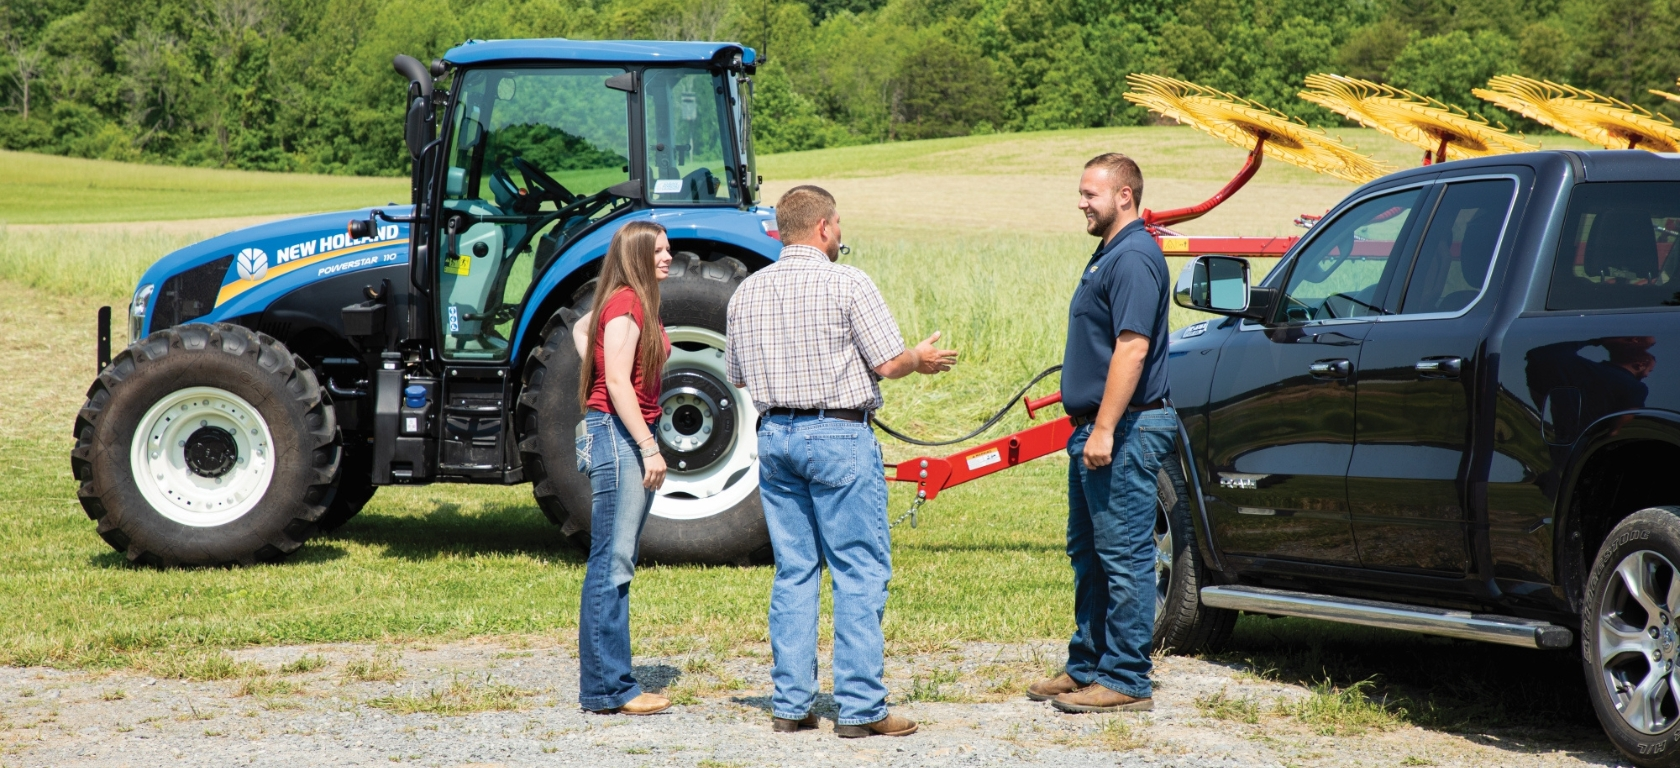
[898, 541, 1064, 555]
[327, 501, 585, 565]
[1208, 615, 1611, 757]
[84, 544, 350, 569]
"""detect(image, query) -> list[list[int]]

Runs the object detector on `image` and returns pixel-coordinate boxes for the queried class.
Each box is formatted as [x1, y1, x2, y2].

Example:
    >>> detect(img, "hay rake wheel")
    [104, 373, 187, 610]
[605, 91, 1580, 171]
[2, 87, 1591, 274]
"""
[1299, 73, 1537, 165]
[1474, 75, 1680, 152]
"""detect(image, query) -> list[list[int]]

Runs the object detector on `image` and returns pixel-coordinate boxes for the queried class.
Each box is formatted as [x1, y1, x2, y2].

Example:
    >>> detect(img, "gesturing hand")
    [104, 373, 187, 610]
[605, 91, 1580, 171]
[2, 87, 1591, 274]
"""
[914, 331, 959, 375]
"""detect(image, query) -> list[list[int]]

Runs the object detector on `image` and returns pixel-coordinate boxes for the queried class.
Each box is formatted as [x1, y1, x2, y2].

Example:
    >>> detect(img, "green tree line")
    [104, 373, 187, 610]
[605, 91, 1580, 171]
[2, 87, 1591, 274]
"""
[1, 0, 1676, 175]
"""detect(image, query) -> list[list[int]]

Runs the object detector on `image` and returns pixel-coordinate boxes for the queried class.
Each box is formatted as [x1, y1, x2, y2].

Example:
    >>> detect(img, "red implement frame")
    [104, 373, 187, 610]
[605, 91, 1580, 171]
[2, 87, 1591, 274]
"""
[1141, 133, 1301, 257]
[887, 392, 1072, 502]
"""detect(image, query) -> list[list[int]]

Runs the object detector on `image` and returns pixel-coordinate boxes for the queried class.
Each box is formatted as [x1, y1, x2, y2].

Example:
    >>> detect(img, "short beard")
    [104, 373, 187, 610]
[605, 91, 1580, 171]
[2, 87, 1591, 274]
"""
[1086, 207, 1116, 237]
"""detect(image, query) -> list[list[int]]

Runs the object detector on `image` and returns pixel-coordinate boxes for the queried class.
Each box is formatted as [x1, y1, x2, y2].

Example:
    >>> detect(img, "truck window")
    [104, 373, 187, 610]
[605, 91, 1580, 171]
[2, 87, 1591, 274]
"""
[1278, 188, 1422, 323]
[1547, 182, 1680, 311]
[1398, 179, 1516, 315]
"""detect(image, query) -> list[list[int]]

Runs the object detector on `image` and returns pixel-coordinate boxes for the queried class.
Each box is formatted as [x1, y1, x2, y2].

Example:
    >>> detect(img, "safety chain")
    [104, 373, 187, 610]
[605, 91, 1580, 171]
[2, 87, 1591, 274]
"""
[891, 493, 927, 529]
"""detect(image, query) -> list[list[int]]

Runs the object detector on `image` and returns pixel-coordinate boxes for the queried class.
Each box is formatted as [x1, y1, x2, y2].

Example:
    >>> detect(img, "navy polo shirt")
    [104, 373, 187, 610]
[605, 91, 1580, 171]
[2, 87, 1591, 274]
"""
[1061, 218, 1171, 417]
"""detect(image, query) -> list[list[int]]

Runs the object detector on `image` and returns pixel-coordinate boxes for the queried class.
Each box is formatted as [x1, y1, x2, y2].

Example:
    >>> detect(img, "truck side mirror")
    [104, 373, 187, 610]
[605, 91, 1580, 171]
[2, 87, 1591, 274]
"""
[1176, 254, 1266, 318]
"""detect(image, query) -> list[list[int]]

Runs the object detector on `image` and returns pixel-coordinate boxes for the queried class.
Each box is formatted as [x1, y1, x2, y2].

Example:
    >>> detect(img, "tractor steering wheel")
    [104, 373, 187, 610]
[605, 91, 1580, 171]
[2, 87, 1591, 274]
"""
[512, 157, 576, 206]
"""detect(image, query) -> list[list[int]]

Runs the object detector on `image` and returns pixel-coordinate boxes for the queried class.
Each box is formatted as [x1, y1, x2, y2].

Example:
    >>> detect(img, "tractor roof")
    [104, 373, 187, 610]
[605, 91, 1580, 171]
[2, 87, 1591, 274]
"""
[443, 39, 756, 67]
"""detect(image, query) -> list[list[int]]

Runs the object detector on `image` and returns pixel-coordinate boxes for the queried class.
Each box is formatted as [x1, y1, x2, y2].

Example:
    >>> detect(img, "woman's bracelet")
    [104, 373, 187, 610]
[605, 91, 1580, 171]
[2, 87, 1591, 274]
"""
[640, 443, 661, 458]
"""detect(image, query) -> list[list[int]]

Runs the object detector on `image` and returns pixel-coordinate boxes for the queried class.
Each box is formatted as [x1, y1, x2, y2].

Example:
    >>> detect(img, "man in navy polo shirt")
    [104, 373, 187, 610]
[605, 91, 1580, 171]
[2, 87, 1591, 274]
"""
[1027, 153, 1173, 713]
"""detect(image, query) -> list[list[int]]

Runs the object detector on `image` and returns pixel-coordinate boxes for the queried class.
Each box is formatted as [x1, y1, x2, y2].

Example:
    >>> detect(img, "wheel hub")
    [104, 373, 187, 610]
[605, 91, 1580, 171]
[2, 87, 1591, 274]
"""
[184, 426, 239, 478]
[656, 368, 736, 472]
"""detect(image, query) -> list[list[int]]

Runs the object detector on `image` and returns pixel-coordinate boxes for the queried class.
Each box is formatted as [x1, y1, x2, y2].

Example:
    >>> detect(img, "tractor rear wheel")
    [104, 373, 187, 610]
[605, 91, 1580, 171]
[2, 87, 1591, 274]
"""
[519, 253, 769, 565]
[315, 438, 376, 533]
[70, 323, 341, 567]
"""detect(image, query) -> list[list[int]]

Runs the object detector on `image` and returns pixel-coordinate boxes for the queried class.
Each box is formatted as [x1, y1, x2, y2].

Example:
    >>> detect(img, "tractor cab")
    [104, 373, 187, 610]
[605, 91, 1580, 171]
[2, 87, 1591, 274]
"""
[417, 43, 758, 361]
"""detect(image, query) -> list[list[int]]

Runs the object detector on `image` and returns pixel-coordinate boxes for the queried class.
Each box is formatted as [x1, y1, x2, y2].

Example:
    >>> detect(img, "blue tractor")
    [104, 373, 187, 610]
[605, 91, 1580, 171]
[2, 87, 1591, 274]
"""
[71, 40, 783, 566]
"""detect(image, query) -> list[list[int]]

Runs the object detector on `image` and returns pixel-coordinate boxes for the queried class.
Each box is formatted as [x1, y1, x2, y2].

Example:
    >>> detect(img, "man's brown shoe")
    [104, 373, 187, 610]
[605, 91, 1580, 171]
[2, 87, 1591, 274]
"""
[834, 713, 918, 738]
[1051, 685, 1152, 713]
[1026, 673, 1084, 702]
[772, 712, 820, 732]
[617, 692, 672, 715]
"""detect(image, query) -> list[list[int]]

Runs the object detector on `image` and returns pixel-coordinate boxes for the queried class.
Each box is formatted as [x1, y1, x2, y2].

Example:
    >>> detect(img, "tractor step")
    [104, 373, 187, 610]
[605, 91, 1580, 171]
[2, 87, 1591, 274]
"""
[1199, 585, 1573, 649]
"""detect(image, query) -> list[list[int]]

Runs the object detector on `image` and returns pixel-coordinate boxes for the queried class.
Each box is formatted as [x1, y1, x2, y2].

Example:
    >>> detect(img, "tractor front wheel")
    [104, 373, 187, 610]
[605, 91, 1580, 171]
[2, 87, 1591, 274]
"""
[70, 324, 341, 567]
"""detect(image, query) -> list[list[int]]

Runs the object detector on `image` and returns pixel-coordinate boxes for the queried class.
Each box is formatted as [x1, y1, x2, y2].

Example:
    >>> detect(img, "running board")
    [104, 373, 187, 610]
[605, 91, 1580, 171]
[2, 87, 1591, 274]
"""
[1199, 585, 1574, 649]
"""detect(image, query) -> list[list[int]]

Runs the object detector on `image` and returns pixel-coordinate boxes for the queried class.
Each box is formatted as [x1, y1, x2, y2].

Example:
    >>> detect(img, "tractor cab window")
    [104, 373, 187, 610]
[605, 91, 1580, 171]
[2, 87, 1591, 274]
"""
[643, 68, 740, 205]
[438, 67, 631, 360]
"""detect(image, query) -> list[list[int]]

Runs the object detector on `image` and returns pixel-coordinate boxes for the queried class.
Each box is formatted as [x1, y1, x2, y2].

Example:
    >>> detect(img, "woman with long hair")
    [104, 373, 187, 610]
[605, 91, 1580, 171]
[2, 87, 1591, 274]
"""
[570, 220, 673, 715]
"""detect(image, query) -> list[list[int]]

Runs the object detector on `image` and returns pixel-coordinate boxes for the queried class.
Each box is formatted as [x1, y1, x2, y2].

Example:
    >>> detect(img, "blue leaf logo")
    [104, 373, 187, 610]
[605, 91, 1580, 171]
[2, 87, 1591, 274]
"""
[236, 248, 268, 282]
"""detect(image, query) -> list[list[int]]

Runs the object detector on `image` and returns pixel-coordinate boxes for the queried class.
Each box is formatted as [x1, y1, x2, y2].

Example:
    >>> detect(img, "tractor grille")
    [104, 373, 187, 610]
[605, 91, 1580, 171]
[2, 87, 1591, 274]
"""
[154, 255, 234, 331]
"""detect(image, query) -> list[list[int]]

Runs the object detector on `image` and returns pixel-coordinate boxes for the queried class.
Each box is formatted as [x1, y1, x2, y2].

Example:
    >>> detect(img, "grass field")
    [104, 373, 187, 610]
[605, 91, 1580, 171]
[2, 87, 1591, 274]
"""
[0, 128, 1605, 740]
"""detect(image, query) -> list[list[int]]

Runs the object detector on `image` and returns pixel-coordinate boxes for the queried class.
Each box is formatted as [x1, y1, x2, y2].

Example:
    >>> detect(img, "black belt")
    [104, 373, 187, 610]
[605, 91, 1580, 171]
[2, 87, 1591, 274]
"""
[1068, 400, 1166, 427]
[760, 407, 868, 423]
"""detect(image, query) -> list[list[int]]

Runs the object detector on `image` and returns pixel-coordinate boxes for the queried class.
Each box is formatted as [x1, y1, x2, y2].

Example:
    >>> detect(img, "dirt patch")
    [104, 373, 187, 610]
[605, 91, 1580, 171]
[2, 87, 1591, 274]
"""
[0, 638, 1620, 767]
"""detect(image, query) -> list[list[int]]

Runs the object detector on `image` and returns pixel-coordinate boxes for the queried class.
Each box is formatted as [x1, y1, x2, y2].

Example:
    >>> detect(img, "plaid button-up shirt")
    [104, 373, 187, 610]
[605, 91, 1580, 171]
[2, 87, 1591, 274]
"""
[726, 245, 906, 412]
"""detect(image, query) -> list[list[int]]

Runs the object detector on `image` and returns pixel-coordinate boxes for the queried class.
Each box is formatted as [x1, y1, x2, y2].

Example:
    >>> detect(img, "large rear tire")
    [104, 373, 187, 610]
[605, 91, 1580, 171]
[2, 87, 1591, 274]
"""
[69, 324, 341, 567]
[518, 253, 769, 565]
[315, 438, 376, 533]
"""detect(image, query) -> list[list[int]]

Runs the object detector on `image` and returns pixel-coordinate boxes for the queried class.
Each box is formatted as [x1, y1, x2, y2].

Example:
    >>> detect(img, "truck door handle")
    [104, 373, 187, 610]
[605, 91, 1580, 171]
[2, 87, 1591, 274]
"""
[1415, 356, 1463, 378]
[1309, 359, 1351, 379]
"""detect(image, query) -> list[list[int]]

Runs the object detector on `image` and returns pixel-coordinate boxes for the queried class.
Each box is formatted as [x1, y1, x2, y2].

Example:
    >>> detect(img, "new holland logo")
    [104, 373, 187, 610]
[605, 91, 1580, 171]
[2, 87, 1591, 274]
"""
[235, 248, 269, 282]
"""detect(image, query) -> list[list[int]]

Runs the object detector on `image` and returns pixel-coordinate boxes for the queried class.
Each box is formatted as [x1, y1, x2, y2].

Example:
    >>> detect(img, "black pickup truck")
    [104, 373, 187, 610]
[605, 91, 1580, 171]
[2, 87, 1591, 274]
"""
[1154, 149, 1680, 763]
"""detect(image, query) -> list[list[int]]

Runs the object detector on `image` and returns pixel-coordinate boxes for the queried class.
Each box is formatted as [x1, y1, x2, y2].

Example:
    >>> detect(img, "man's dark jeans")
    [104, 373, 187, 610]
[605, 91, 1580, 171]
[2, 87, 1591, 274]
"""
[1064, 407, 1176, 698]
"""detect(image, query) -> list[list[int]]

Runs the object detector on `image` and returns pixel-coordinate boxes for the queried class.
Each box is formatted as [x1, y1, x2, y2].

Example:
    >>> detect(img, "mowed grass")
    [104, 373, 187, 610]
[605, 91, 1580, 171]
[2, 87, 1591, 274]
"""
[0, 150, 408, 225]
[0, 129, 1608, 739]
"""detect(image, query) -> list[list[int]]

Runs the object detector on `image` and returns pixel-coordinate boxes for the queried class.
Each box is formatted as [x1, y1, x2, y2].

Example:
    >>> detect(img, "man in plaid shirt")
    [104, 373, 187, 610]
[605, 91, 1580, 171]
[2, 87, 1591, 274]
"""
[727, 185, 956, 738]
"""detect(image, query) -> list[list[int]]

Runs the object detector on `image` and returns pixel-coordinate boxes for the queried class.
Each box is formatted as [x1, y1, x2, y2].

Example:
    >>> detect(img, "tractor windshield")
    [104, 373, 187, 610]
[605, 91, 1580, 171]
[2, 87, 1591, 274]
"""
[437, 67, 632, 360]
[643, 68, 741, 205]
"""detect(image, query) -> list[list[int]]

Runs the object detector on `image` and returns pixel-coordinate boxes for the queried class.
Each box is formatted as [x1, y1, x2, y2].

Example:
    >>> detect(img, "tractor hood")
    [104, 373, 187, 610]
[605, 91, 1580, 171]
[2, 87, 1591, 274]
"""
[134, 207, 412, 336]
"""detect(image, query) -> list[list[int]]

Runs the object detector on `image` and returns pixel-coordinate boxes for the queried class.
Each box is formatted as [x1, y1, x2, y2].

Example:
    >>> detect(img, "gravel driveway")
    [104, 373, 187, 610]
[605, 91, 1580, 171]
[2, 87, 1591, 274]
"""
[0, 637, 1627, 767]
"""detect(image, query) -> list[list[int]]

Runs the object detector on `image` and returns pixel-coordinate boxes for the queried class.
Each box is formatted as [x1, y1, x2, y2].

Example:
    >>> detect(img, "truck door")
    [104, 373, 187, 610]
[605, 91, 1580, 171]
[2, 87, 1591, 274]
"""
[1349, 175, 1523, 574]
[1206, 186, 1427, 565]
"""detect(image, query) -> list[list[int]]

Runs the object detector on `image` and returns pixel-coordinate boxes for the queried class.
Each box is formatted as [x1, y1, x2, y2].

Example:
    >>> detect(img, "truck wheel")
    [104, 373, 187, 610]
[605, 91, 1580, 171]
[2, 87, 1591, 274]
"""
[69, 324, 340, 567]
[316, 438, 376, 533]
[1152, 456, 1237, 654]
[519, 253, 769, 565]
[1584, 508, 1680, 767]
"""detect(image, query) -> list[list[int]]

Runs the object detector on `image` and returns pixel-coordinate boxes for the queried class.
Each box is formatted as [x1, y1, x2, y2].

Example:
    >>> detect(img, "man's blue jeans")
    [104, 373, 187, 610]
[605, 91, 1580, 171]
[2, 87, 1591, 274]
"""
[577, 410, 655, 711]
[757, 414, 892, 726]
[1064, 407, 1177, 699]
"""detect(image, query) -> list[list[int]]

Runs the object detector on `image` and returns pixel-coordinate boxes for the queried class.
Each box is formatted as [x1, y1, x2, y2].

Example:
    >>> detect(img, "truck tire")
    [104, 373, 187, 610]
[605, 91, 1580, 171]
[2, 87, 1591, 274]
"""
[69, 323, 341, 567]
[315, 438, 376, 533]
[519, 253, 769, 565]
[1584, 507, 1680, 767]
[1153, 455, 1237, 654]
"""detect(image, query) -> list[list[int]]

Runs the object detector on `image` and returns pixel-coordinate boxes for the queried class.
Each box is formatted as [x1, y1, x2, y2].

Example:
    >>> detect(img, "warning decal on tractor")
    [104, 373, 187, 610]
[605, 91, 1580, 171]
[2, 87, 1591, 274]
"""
[965, 448, 1002, 471]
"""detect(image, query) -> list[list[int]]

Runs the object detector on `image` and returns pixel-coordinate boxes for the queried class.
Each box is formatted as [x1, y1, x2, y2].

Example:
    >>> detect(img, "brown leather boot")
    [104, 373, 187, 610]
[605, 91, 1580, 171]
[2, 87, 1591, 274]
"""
[1051, 684, 1152, 713]
[1026, 672, 1084, 701]
[834, 713, 918, 738]
[772, 712, 820, 732]
[617, 692, 672, 715]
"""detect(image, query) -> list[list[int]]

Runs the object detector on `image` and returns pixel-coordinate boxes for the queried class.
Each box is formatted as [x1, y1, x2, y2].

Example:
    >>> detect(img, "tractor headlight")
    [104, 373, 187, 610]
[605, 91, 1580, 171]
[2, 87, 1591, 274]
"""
[129, 283, 154, 340]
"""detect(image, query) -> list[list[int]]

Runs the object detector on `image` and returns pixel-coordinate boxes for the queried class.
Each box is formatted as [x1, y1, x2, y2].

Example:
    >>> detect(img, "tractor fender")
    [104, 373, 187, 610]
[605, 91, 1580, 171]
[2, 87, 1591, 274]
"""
[511, 206, 780, 355]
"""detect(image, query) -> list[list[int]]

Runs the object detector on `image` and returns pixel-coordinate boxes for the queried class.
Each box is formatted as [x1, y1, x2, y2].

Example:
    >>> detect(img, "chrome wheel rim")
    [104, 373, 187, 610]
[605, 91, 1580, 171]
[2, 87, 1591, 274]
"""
[129, 386, 275, 528]
[1598, 549, 1680, 734]
[649, 326, 759, 521]
[1154, 493, 1174, 625]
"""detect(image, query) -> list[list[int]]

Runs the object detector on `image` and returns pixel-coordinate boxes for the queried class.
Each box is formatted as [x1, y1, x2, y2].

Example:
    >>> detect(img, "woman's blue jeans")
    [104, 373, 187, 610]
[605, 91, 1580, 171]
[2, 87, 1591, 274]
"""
[1064, 407, 1177, 699]
[576, 409, 655, 711]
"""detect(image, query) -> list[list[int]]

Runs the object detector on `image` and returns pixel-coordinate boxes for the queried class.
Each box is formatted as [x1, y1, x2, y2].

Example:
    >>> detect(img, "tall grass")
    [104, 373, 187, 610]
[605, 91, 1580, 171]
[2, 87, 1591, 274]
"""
[0, 226, 189, 304]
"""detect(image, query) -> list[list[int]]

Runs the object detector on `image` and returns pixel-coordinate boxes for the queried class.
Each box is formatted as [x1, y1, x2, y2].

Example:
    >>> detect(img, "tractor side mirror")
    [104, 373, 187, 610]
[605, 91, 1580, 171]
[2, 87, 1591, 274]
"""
[393, 55, 435, 159]
[1175, 255, 1251, 314]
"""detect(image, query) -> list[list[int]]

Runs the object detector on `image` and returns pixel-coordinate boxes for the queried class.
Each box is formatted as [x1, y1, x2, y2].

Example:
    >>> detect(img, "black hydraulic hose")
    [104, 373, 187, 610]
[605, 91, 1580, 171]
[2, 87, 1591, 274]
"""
[873, 365, 1062, 447]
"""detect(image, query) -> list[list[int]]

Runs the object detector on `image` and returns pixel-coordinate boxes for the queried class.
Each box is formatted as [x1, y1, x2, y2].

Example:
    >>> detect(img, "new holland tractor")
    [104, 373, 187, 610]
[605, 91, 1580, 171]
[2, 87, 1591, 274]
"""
[70, 39, 782, 567]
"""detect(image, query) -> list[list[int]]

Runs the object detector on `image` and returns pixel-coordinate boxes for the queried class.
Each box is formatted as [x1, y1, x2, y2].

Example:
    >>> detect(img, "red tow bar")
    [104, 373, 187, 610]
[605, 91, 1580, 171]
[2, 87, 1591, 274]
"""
[887, 392, 1072, 502]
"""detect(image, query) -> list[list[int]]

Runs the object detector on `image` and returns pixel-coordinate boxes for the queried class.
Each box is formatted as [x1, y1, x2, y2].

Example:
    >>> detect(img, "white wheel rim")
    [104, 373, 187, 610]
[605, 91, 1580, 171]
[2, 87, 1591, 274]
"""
[1155, 494, 1173, 626]
[129, 386, 276, 527]
[651, 326, 759, 521]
